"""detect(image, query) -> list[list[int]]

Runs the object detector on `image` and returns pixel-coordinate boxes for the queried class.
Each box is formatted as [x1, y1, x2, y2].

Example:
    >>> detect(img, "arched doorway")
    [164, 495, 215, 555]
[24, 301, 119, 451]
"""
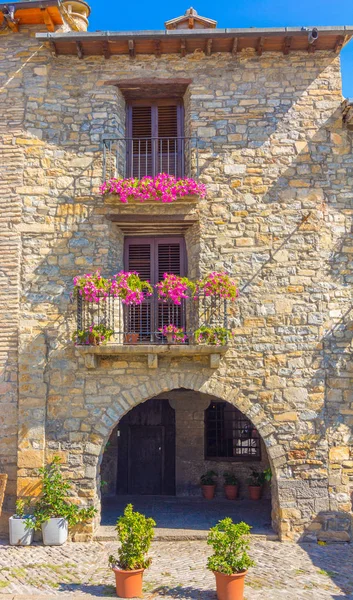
[100, 389, 274, 535]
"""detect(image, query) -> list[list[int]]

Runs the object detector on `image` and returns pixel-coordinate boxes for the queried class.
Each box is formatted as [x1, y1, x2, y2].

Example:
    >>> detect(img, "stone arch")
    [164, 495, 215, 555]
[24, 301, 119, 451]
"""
[88, 373, 286, 537]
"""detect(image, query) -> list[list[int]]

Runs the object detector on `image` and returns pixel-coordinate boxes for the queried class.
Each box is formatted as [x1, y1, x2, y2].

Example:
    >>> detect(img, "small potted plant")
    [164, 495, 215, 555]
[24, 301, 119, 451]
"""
[73, 323, 114, 346]
[223, 472, 239, 501]
[109, 503, 156, 598]
[207, 518, 254, 600]
[200, 470, 218, 500]
[29, 456, 97, 545]
[194, 326, 231, 346]
[9, 499, 35, 546]
[124, 331, 139, 344]
[247, 468, 272, 501]
[159, 324, 187, 344]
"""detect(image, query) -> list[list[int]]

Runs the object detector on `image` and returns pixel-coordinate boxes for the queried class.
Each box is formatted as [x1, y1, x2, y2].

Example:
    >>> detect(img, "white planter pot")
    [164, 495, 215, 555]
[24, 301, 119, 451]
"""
[41, 518, 68, 546]
[9, 516, 34, 546]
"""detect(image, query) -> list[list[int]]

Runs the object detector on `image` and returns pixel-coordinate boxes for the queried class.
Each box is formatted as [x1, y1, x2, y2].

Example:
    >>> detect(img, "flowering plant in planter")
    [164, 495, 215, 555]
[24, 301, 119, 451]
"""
[73, 271, 111, 302]
[72, 323, 114, 346]
[198, 272, 239, 300]
[156, 273, 195, 305]
[112, 271, 153, 305]
[100, 173, 207, 204]
[159, 324, 187, 343]
[194, 326, 232, 346]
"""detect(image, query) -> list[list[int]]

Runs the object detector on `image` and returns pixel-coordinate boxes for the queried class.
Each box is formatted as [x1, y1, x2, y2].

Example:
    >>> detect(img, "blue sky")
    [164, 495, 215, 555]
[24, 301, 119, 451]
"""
[88, 0, 353, 97]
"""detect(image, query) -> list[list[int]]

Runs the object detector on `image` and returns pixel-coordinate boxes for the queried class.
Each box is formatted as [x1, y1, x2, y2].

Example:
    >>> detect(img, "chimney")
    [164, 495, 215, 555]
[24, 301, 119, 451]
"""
[62, 0, 91, 31]
[165, 7, 217, 30]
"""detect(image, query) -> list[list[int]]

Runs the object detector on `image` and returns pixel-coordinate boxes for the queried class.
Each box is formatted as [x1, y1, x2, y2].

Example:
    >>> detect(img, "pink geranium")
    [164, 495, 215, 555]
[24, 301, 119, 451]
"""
[197, 272, 239, 300]
[100, 173, 207, 203]
[156, 273, 194, 305]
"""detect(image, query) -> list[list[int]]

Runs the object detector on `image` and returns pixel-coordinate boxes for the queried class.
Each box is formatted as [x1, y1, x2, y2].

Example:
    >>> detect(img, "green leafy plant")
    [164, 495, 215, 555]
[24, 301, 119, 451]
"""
[207, 518, 255, 575]
[194, 326, 231, 346]
[72, 323, 114, 346]
[108, 504, 156, 571]
[27, 456, 97, 530]
[200, 470, 218, 486]
[247, 468, 272, 487]
[223, 472, 239, 486]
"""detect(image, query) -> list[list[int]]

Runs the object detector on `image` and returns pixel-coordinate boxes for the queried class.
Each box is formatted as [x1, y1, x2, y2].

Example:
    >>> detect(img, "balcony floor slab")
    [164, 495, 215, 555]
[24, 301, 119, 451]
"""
[76, 344, 229, 369]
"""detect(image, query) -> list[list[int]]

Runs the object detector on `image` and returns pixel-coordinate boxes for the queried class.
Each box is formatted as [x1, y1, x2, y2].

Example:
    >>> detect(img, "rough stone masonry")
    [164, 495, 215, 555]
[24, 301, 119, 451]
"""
[0, 5, 353, 543]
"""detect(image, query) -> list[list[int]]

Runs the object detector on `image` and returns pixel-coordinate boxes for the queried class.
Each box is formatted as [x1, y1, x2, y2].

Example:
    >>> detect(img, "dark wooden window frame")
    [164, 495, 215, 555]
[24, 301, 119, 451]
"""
[126, 99, 185, 178]
[124, 236, 187, 284]
[204, 401, 261, 462]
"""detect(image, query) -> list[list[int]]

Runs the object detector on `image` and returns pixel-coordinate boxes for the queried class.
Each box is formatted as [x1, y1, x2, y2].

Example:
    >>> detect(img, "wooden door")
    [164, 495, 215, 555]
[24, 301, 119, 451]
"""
[117, 398, 176, 495]
[128, 425, 163, 494]
[124, 237, 186, 341]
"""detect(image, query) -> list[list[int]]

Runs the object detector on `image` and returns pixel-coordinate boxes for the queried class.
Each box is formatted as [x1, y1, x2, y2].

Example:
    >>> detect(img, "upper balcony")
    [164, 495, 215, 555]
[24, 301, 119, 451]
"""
[102, 136, 200, 182]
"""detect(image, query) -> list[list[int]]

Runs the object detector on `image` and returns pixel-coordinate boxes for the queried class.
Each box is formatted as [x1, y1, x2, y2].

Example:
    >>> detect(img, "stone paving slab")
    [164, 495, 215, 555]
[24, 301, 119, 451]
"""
[0, 540, 352, 598]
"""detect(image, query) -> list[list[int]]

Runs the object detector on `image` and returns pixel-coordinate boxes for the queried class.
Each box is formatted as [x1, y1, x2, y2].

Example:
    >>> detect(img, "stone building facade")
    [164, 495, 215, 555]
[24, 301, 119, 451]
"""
[1, 0, 353, 542]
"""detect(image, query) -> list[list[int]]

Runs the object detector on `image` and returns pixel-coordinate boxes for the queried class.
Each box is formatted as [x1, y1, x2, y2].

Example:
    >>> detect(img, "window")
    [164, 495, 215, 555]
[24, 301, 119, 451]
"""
[124, 236, 187, 341]
[205, 402, 261, 461]
[126, 100, 184, 178]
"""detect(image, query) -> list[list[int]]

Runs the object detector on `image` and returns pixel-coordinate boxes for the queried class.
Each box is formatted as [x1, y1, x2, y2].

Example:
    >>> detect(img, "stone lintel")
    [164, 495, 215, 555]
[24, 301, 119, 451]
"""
[77, 344, 228, 370]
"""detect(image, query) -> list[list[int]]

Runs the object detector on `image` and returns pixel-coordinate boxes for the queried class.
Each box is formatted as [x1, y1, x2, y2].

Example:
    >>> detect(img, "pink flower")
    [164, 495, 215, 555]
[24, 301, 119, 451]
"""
[99, 173, 207, 203]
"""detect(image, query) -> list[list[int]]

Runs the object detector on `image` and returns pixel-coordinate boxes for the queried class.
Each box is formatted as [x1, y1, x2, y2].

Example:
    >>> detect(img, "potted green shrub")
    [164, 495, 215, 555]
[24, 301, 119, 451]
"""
[9, 499, 35, 546]
[247, 468, 272, 501]
[223, 472, 239, 501]
[28, 456, 97, 545]
[73, 323, 114, 346]
[200, 470, 218, 500]
[109, 503, 156, 598]
[207, 518, 254, 600]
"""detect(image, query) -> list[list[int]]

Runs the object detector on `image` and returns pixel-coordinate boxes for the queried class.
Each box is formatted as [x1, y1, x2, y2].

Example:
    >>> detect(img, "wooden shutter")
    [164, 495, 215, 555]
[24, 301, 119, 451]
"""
[125, 240, 153, 339]
[127, 101, 183, 177]
[124, 237, 186, 341]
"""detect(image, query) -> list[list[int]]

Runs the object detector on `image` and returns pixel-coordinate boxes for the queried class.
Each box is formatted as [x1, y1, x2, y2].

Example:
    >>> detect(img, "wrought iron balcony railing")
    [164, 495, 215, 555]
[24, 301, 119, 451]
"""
[102, 136, 200, 181]
[76, 289, 228, 346]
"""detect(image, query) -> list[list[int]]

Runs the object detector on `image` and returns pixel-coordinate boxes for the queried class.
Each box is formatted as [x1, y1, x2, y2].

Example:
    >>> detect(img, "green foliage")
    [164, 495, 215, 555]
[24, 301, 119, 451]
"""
[108, 504, 156, 571]
[194, 326, 231, 346]
[200, 470, 218, 486]
[223, 472, 239, 486]
[14, 499, 27, 519]
[27, 456, 97, 530]
[207, 518, 255, 575]
[72, 323, 114, 345]
[247, 468, 272, 487]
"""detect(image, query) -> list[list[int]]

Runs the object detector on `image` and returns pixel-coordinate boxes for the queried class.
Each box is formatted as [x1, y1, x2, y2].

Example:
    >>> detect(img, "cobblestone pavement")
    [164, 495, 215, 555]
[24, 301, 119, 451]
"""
[0, 539, 352, 599]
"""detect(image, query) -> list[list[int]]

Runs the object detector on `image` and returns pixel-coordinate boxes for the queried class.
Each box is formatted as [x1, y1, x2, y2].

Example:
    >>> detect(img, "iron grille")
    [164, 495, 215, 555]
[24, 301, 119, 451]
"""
[75, 290, 228, 345]
[102, 137, 199, 181]
[205, 402, 261, 461]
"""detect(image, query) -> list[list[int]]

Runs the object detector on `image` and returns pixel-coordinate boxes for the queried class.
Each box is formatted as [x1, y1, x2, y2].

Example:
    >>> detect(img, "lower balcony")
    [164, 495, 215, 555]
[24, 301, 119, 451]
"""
[75, 291, 230, 369]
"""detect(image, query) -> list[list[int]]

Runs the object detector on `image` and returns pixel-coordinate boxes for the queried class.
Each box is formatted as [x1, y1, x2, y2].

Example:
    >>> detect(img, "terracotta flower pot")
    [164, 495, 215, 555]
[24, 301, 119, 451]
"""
[124, 333, 139, 344]
[202, 485, 216, 500]
[113, 567, 144, 598]
[224, 484, 238, 501]
[214, 570, 247, 600]
[248, 485, 262, 500]
[88, 333, 99, 346]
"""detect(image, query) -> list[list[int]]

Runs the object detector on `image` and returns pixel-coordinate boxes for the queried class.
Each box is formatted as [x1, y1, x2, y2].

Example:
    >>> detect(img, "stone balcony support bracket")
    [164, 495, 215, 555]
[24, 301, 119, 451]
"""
[76, 344, 228, 370]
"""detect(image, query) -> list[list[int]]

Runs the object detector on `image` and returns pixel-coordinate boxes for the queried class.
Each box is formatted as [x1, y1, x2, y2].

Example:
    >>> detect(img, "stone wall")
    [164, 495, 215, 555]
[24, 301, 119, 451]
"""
[0, 24, 353, 541]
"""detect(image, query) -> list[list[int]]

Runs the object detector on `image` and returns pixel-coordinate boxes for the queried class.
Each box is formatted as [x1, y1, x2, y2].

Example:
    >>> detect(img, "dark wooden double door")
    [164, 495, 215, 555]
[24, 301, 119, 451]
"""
[117, 399, 176, 495]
